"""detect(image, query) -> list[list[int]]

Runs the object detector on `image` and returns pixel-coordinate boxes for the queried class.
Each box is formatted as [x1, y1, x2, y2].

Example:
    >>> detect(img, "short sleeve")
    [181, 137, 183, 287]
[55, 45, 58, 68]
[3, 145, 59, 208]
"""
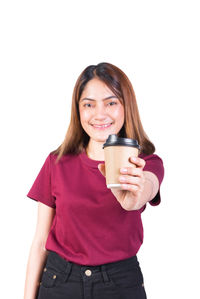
[26, 153, 56, 208]
[142, 153, 165, 207]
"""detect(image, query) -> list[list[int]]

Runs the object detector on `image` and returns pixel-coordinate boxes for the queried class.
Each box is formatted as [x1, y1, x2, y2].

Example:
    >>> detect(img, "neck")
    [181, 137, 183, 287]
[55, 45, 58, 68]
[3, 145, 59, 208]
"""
[85, 140, 105, 161]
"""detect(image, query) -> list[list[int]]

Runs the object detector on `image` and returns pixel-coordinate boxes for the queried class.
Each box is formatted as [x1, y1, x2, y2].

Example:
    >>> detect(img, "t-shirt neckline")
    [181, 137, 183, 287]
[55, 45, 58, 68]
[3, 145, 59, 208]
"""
[79, 150, 104, 168]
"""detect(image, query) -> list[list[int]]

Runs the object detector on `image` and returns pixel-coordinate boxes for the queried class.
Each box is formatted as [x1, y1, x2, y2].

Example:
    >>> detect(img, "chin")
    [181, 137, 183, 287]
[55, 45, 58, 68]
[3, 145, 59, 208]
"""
[95, 137, 108, 143]
[90, 134, 108, 142]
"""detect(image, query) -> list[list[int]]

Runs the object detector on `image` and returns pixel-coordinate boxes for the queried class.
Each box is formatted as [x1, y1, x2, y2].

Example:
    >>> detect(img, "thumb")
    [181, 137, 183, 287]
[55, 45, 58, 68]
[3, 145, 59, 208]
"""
[98, 163, 106, 177]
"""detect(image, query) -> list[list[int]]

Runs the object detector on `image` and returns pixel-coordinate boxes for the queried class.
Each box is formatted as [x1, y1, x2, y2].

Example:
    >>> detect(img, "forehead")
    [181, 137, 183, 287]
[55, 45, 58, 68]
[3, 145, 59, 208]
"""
[81, 78, 115, 97]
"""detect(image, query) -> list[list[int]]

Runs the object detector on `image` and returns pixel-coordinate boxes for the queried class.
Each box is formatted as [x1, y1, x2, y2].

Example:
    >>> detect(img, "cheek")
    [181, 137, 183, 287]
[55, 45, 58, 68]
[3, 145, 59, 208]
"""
[79, 109, 90, 122]
[113, 106, 124, 120]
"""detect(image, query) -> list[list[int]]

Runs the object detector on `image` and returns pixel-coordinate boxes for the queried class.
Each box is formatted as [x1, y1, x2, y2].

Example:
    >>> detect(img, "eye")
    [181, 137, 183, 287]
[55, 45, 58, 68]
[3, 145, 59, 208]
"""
[108, 101, 117, 106]
[83, 103, 92, 108]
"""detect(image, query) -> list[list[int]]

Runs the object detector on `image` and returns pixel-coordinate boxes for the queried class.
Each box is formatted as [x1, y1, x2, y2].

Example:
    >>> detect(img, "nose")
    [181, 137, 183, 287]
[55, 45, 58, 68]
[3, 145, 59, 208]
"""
[93, 104, 108, 121]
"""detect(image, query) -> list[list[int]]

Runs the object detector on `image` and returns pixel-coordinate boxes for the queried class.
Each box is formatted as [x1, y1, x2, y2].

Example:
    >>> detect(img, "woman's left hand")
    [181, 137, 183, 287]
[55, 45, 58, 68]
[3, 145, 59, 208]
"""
[98, 156, 146, 211]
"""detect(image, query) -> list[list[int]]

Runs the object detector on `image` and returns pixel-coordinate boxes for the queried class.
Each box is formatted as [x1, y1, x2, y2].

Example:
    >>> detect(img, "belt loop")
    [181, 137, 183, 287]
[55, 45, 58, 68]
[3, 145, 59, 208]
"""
[100, 265, 109, 283]
[64, 261, 72, 282]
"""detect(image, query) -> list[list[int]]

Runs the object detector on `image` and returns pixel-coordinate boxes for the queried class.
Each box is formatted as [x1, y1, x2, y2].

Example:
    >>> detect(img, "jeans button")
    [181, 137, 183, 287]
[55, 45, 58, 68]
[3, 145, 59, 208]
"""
[85, 269, 92, 276]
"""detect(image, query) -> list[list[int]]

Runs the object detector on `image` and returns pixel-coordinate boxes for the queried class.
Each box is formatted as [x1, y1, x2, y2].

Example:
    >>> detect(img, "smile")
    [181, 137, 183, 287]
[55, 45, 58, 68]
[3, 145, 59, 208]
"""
[91, 123, 112, 129]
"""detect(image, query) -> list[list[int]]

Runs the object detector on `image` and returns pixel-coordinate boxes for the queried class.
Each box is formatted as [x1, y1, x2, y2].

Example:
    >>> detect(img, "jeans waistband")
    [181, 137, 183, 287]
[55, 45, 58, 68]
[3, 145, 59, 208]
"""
[46, 250, 139, 283]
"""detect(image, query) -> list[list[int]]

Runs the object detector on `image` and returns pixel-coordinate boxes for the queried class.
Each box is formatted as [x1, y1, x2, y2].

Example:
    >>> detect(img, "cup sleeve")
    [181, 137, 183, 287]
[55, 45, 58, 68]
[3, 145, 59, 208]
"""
[26, 153, 56, 208]
[142, 154, 165, 207]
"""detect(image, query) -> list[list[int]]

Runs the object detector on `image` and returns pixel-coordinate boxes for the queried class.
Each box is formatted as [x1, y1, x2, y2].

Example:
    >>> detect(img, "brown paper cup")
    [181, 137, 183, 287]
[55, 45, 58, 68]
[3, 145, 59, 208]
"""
[104, 145, 139, 189]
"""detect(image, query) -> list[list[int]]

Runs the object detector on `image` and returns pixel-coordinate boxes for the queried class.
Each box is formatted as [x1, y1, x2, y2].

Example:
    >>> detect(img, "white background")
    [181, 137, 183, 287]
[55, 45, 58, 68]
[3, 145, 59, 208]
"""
[0, 0, 199, 298]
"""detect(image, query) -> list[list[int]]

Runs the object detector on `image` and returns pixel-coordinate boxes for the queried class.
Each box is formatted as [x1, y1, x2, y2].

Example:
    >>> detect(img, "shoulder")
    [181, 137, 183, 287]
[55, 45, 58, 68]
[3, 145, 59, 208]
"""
[49, 151, 80, 166]
[139, 152, 165, 185]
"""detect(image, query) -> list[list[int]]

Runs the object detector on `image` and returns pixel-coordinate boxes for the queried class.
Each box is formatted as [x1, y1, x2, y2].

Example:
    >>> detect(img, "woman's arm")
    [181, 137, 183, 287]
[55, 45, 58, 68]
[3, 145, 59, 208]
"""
[140, 170, 159, 203]
[23, 202, 55, 299]
[98, 156, 160, 211]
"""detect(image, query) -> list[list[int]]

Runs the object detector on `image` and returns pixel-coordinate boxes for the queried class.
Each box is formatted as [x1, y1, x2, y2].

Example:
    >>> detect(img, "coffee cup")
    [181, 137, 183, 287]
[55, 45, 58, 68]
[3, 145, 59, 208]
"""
[102, 134, 140, 189]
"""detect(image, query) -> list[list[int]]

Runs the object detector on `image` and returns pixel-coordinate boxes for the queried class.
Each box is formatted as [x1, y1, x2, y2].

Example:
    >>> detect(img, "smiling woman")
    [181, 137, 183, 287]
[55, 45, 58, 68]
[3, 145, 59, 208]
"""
[25, 62, 164, 299]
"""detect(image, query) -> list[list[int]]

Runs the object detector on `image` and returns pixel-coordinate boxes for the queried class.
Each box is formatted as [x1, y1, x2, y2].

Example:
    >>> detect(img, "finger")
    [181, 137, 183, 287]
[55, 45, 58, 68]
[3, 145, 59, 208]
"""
[120, 183, 141, 193]
[129, 156, 146, 169]
[119, 175, 141, 187]
[98, 163, 106, 177]
[120, 167, 143, 177]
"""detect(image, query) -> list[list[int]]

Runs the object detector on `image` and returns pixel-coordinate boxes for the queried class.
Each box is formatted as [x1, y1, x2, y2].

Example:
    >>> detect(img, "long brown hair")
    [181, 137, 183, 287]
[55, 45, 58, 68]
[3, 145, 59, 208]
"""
[51, 62, 155, 163]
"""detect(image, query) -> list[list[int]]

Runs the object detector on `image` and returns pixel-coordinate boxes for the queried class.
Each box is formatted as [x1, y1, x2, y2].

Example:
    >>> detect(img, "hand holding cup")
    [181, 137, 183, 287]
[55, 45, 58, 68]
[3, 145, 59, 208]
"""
[98, 134, 146, 211]
[98, 156, 146, 211]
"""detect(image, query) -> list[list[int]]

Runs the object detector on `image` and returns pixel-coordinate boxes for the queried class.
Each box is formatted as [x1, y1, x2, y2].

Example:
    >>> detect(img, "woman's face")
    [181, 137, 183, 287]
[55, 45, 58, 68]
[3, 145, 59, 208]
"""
[79, 78, 125, 143]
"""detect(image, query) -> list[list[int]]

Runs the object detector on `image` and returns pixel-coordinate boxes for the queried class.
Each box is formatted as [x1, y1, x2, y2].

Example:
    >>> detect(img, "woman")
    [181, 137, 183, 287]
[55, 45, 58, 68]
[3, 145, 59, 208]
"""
[24, 62, 164, 299]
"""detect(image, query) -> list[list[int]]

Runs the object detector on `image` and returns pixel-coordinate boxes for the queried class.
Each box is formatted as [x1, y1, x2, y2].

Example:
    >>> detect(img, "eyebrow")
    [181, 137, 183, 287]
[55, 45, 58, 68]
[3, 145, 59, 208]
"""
[80, 95, 118, 102]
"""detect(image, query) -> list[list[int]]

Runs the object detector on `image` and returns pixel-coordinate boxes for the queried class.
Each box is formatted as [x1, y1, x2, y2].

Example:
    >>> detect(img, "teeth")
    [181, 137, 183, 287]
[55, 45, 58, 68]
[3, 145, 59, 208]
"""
[93, 124, 111, 128]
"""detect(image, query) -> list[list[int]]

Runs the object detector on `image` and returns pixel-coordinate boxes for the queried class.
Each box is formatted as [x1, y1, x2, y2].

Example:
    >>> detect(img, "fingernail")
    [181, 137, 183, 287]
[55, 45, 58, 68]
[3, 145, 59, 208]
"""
[119, 176, 126, 182]
[121, 168, 127, 173]
[131, 157, 137, 162]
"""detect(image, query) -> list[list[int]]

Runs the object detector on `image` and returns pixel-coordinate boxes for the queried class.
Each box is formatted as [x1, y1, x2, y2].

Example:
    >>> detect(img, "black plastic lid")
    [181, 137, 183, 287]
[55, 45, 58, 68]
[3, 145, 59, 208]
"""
[102, 134, 140, 149]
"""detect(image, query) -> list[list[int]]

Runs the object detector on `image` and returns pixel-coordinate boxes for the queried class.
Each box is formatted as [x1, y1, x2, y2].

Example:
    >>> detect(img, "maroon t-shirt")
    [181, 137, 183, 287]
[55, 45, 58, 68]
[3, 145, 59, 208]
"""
[27, 151, 164, 266]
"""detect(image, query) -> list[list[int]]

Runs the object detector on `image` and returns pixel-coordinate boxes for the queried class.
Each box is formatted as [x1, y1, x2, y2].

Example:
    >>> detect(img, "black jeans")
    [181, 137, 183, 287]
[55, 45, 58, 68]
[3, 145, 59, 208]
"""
[37, 250, 147, 299]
